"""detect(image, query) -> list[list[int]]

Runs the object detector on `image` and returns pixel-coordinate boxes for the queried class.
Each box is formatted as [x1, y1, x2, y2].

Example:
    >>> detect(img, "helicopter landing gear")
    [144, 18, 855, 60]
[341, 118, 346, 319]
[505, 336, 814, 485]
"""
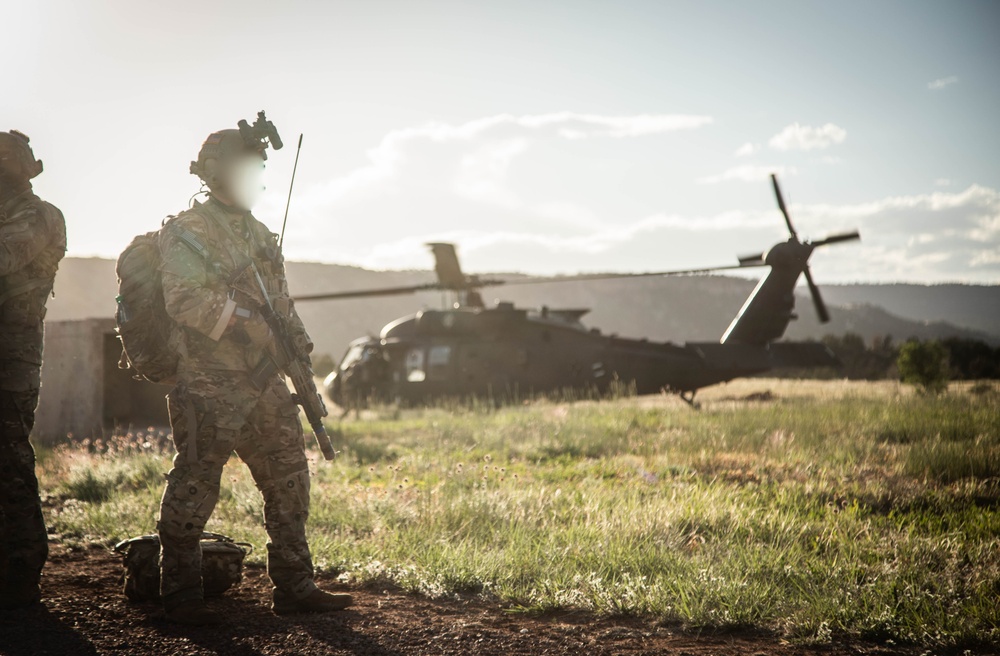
[679, 390, 701, 409]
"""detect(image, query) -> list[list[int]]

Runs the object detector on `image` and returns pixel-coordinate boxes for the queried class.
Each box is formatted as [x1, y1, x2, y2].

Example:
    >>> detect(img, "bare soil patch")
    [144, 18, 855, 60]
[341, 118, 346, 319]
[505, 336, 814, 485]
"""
[0, 543, 978, 656]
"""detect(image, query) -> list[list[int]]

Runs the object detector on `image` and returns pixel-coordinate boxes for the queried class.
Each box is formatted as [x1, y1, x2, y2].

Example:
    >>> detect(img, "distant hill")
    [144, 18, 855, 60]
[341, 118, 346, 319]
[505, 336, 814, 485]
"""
[46, 258, 1000, 361]
[820, 284, 1000, 338]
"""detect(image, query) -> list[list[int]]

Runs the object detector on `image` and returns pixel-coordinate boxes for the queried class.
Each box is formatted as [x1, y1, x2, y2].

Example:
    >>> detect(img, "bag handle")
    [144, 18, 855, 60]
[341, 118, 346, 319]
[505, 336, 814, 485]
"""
[200, 531, 254, 556]
[113, 532, 253, 556]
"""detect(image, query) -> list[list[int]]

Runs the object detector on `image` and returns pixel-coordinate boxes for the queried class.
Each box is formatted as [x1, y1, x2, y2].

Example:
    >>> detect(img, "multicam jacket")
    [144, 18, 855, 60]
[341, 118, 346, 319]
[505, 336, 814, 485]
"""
[0, 189, 67, 392]
[158, 196, 312, 375]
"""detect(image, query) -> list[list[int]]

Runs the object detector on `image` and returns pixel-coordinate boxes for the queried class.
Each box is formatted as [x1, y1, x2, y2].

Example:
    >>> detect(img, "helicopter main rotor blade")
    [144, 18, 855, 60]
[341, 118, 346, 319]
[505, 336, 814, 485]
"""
[293, 263, 764, 302]
[802, 265, 830, 323]
[495, 263, 764, 288]
[811, 230, 861, 248]
[294, 282, 443, 302]
[771, 173, 798, 241]
[738, 252, 765, 266]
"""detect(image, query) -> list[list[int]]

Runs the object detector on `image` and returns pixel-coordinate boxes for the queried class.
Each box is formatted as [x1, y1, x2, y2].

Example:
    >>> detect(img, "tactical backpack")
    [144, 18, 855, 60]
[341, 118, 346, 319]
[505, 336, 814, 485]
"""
[115, 226, 179, 384]
[113, 532, 253, 603]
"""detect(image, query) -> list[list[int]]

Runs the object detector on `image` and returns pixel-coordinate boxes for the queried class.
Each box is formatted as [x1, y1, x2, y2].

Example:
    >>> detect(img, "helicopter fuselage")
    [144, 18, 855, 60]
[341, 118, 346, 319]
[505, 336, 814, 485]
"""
[325, 301, 836, 409]
[312, 176, 857, 411]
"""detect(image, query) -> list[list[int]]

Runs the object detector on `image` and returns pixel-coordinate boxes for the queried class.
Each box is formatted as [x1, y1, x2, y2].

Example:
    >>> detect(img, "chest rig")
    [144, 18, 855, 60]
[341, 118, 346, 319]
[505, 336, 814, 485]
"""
[186, 199, 284, 306]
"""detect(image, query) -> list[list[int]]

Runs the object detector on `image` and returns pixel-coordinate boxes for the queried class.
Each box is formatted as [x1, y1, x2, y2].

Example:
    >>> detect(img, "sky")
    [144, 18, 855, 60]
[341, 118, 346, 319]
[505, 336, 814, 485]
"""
[5, 0, 999, 284]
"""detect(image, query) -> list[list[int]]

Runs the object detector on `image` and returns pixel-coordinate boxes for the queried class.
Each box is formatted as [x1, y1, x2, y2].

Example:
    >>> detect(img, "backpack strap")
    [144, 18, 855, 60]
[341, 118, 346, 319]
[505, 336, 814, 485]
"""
[176, 202, 248, 274]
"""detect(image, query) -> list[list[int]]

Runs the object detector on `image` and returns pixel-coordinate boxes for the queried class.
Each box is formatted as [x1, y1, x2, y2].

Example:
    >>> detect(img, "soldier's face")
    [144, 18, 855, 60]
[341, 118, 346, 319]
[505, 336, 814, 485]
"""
[223, 154, 266, 211]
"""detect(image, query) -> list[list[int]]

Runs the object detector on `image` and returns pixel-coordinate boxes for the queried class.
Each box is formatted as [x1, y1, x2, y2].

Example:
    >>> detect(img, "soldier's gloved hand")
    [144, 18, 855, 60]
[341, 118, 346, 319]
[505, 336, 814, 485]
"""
[239, 314, 273, 349]
[243, 315, 272, 349]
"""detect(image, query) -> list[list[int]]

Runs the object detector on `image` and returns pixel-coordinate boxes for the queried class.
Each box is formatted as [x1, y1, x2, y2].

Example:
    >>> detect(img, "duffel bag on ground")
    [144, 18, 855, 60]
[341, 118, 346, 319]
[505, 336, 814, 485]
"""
[113, 532, 253, 602]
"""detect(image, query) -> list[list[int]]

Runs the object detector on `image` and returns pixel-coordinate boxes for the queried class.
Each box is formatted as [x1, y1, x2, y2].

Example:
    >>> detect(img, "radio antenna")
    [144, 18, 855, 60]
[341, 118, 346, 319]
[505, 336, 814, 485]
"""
[279, 133, 303, 249]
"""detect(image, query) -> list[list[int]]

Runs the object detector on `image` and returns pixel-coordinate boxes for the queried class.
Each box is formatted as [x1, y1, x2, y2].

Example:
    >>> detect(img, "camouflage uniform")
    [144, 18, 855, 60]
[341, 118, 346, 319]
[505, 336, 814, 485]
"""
[0, 187, 66, 601]
[156, 195, 317, 610]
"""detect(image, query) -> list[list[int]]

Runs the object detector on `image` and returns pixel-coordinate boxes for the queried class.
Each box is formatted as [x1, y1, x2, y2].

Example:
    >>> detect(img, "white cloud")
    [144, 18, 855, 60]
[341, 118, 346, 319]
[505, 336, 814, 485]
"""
[768, 122, 847, 151]
[734, 142, 756, 157]
[277, 112, 998, 283]
[928, 76, 958, 91]
[345, 208, 783, 272]
[793, 185, 1000, 282]
[300, 112, 713, 211]
[933, 178, 952, 187]
[285, 182, 1000, 283]
[697, 165, 796, 184]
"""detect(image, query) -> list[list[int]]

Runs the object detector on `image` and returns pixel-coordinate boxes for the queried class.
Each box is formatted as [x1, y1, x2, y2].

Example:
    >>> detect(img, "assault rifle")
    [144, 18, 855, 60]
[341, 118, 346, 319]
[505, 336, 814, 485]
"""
[237, 261, 337, 460]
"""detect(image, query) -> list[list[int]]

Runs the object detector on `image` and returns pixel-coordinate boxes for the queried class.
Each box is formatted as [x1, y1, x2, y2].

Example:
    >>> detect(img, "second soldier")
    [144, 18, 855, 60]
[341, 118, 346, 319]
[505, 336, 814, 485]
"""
[155, 116, 351, 625]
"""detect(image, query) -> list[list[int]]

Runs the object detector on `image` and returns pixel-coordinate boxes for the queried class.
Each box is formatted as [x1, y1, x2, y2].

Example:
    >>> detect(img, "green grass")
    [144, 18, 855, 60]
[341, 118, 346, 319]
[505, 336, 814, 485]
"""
[37, 380, 1000, 648]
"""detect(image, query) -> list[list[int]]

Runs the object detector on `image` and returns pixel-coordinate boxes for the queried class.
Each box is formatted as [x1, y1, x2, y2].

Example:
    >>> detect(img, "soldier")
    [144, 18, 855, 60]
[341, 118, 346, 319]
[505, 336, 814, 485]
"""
[0, 130, 66, 610]
[155, 117, 351, 625]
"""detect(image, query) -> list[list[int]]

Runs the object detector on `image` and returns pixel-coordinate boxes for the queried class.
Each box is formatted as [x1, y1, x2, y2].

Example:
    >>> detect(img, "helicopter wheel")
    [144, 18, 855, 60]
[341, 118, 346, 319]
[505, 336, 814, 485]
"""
[679, 390, 701, 410]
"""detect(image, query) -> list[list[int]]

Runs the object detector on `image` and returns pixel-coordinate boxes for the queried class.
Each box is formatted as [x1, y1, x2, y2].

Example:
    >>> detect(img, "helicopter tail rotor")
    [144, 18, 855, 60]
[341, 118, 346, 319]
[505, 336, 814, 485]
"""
[769, 174, 861, 325]
[771, 173, 798, 241]
[811, 230, 861, 247]
[801, 265, 830, 323]
[804, 230, 860, 323]
[722, 175, 860, 343]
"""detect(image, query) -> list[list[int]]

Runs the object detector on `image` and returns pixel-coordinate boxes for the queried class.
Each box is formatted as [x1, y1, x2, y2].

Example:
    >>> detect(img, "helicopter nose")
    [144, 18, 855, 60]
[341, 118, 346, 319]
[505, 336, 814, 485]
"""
[323, 371, 341, 405]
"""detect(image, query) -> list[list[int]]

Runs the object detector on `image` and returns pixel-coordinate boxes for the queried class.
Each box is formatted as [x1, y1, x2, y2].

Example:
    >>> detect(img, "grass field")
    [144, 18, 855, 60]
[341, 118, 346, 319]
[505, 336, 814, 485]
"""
[37, 379, 1000, 649]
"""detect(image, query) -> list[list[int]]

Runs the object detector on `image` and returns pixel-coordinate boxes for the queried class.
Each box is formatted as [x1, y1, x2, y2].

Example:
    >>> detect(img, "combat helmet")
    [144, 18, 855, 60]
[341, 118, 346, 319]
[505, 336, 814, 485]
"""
[190, 111, 282, 190]
[0, 130, 44, 182]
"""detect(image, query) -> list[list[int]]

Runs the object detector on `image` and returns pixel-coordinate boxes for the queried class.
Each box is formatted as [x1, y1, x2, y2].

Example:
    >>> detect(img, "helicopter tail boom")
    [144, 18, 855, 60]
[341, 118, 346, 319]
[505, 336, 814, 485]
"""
[721, 174, 859, 346]
[720, 246, 807, 345]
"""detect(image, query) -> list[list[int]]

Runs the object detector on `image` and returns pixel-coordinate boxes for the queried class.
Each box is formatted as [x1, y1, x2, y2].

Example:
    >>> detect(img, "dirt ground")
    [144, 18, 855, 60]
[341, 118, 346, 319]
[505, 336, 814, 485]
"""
[0, 542, 984, 656]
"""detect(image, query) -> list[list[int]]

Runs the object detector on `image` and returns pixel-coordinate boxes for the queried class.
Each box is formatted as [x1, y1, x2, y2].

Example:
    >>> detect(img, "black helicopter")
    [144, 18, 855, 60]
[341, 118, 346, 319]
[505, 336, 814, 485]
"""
[297, 175, 860, 409]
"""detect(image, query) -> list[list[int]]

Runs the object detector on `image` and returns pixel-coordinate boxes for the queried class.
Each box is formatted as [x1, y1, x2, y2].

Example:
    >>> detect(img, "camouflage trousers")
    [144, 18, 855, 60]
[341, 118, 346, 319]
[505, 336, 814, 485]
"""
[157, 372, 317, 609]
[0, 389, 48, 591]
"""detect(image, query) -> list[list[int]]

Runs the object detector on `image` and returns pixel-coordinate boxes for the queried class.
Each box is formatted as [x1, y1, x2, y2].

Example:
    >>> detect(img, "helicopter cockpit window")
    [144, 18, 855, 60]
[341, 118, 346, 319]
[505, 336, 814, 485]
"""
[427, 345, 452, 379]
[406, 348, 426, 382]
[340, 344, 365, 370]
[428, 346, 451, 367]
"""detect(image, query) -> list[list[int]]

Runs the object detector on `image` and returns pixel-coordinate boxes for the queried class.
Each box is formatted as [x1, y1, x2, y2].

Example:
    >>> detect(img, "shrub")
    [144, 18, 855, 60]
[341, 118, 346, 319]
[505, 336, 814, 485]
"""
[897, 340, 949, 394]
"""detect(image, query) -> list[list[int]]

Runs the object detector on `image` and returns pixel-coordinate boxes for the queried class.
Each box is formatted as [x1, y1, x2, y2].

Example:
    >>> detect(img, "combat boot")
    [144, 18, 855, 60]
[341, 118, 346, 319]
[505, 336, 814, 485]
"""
[272, 588, 353, 615]
[164, 599, 223, 626]
[0, 582, 41, 610]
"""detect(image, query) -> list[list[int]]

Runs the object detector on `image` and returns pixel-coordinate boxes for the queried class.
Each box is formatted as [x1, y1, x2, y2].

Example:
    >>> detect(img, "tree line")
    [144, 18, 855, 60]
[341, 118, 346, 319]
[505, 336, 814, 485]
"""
[817, 334, 1000, 385]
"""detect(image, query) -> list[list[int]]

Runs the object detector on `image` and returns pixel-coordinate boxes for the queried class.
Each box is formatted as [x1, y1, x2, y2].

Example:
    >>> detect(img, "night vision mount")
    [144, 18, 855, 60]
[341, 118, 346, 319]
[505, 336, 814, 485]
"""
[238, 111, 283, 159]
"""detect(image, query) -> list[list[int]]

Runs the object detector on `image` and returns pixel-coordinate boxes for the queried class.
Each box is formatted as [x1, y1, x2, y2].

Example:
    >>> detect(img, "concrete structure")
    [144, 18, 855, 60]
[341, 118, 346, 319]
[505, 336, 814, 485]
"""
[34, 318, 170, 444]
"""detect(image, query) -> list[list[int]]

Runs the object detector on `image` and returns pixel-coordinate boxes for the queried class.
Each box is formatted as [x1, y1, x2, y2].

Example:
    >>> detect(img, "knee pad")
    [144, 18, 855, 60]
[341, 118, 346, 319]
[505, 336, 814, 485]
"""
[159, 470, 222, 539]
[264, 468, 311, 518]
